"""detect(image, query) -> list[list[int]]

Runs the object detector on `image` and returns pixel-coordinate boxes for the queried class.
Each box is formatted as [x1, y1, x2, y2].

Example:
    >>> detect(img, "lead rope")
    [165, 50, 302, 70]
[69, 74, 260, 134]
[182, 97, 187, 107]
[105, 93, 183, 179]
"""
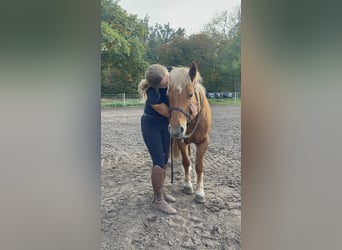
[181, 92, 203, 139]
[170, 135, 174, 184]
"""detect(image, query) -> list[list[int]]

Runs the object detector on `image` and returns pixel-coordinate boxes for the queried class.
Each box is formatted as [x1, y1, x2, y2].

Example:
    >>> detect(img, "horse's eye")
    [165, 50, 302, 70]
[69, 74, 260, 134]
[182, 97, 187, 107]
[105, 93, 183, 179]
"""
[188, 93, 193, 99]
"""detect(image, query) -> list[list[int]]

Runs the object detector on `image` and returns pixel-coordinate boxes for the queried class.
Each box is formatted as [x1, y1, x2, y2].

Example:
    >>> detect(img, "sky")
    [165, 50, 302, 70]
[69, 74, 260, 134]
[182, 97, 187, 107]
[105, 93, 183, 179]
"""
[118, 0, 241, 34]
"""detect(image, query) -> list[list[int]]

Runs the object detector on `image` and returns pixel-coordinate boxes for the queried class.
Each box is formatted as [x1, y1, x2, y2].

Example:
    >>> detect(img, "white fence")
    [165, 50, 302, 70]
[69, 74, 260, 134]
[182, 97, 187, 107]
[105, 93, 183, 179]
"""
[101, 93, 143, 107]
[101, 92, 241, 107]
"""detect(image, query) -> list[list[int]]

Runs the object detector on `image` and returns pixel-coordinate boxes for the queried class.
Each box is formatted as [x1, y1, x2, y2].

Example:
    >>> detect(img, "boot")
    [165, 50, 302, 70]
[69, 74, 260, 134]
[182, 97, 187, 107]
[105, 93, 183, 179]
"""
[151, 165, 177, 214]
[162, 165, 176, 203]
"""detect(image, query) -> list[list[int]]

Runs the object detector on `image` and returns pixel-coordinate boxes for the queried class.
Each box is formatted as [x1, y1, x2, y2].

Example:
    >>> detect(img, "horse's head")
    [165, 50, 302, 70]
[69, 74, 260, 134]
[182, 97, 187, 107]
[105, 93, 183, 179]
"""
[167, 62, 200, 138]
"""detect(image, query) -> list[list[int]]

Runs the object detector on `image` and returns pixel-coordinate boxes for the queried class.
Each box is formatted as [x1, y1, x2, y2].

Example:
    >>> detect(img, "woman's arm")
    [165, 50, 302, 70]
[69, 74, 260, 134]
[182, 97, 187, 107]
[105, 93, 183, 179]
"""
[151, 103, 170, 118]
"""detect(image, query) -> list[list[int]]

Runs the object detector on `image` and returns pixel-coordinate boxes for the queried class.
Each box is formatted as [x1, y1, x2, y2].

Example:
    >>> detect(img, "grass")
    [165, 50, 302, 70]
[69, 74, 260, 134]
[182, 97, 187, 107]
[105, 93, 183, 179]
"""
[101, 98, 240, 108]
[208, 98, 241, 105]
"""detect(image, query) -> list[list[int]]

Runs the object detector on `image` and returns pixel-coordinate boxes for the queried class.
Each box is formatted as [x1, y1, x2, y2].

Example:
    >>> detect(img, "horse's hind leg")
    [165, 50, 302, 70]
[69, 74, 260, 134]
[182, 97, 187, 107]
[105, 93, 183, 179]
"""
[178, 142, 193, 194]
[194, 139, 209, 203]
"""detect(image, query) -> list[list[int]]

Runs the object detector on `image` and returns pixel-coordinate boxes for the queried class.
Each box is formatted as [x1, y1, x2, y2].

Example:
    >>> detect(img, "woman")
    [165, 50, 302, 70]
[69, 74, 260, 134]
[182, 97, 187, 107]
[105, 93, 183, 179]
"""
[138, 64, 177, 215]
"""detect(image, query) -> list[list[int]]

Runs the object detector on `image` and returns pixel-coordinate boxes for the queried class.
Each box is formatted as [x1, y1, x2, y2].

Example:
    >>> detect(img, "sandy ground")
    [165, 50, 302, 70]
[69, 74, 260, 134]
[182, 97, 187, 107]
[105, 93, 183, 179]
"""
[101, 105, 241, 250]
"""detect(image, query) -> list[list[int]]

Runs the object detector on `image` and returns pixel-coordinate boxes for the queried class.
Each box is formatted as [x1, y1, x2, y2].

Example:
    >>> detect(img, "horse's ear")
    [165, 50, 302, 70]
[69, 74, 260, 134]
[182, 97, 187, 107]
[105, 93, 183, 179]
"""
[189, 62, 197, 82]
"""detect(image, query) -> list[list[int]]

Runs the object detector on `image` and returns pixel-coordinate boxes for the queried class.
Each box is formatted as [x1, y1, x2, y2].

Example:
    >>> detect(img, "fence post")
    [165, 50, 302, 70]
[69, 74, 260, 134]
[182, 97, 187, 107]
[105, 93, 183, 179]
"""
[123, 93, 126, 107]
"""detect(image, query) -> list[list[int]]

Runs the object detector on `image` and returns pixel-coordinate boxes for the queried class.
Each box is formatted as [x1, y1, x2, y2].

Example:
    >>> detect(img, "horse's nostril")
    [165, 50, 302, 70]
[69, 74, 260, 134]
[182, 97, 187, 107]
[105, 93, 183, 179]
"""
[179, 126, 184, 134]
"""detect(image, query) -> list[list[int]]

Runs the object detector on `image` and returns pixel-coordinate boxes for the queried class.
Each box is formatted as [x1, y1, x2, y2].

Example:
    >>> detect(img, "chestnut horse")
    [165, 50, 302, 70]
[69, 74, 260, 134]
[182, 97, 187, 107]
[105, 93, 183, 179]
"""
[167, 62, 212, 203]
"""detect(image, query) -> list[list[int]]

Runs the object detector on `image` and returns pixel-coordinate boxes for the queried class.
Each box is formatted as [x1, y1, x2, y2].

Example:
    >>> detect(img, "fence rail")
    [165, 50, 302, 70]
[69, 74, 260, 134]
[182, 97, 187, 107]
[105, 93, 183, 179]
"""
[101, 93, 143, 107]
[101, 92, 241, 107]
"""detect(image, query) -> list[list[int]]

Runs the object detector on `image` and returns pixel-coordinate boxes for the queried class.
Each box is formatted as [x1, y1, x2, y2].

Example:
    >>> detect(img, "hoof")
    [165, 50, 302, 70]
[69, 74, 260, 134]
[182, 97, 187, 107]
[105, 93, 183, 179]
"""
[195, 195, 206, 204]
[182, 186, 194, 195]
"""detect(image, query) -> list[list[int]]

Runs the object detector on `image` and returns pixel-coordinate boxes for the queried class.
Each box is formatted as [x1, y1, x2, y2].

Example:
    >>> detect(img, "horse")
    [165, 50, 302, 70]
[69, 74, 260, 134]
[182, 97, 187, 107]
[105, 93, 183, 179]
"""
[167, 62, 212, 203]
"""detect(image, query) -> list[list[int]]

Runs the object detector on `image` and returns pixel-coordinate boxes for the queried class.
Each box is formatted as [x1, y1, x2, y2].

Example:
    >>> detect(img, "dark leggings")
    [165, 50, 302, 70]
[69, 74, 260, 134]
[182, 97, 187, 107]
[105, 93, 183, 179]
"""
[141, 115, 170, 168]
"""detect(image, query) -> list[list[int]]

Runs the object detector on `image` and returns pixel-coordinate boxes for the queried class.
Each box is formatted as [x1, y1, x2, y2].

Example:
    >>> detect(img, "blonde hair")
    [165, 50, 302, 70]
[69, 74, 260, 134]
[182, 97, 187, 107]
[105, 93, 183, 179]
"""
[138, 64, 169, 100]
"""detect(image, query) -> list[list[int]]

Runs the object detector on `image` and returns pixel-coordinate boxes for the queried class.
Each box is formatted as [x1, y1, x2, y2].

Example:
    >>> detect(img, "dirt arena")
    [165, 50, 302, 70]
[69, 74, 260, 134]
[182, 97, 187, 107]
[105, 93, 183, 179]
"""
[101, 105, 241, 249]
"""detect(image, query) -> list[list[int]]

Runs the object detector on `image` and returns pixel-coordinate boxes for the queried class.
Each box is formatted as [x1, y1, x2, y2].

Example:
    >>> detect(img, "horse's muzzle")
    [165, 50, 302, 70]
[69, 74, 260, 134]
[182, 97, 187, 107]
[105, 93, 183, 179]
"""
[168, 124, 186, 138]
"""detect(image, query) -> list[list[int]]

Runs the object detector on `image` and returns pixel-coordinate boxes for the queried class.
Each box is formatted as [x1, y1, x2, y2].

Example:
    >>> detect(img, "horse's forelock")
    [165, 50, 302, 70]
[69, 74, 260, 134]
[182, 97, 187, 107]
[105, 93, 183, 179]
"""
[169, 67, 194, 93]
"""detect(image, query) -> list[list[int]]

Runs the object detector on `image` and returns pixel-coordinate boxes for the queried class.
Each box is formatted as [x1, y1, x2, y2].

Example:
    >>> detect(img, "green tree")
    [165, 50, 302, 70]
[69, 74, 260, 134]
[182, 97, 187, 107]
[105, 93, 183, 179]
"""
[152, 6, 241, 93]
[168, 35, 217, 89]
[100, 1, 240, 95]
[216, 34, 241, 93]
[145, 23, 185, 63]
[101, 0, 149, 94]
[202, 6, 241, 92]
[156, 33, 221, 91]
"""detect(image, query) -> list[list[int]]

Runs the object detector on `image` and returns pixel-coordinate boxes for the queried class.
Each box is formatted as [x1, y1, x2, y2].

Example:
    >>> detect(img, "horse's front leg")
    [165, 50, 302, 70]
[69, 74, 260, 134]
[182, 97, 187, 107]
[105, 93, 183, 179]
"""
[177, 142, 193, 194]
[194, 138, 209, 203]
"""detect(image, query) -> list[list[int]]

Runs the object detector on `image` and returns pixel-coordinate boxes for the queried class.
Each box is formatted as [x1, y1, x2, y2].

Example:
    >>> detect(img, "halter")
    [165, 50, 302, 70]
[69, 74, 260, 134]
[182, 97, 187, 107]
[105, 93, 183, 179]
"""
[168, 106, 192, 120]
